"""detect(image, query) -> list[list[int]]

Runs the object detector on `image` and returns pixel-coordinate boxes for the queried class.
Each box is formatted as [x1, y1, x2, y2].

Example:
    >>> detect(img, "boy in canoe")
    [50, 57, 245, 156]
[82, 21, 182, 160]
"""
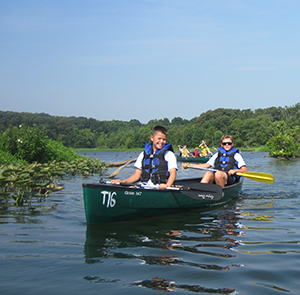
[184, 134, 247, 187]
[111, 125, 178, 189]
[178, 145, 190, 157]
[192, 147, 200, 157]
[199, 140, 213, 157]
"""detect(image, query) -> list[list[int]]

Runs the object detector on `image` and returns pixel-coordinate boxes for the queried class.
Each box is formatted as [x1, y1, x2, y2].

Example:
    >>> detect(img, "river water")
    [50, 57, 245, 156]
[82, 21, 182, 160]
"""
[1, 151, 300, 294]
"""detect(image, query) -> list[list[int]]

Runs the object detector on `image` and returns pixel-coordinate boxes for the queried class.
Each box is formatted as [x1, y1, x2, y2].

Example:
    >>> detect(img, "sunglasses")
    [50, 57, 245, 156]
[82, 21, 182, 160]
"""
[221, 142, 233, 146]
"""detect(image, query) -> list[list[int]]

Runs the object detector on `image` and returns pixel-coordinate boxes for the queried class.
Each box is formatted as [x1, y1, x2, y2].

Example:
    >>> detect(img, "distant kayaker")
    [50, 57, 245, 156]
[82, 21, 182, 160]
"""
[199, 140, 213, 157]
[184, 135, 247, 187]
[178, 145, 190, 158]
[111, 125, 178, 189]
[192, 147, 200, 157]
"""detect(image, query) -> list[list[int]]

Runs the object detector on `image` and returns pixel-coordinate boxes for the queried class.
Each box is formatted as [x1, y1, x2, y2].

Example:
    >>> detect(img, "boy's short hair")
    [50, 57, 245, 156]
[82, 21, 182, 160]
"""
[152, 125, 168, 136]
[220, 134, 234, 142]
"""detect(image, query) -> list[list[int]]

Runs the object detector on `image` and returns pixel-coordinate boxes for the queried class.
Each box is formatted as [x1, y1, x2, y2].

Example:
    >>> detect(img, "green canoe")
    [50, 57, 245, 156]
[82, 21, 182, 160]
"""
[176, 156, 209, 163]
[82, 177, 243, 224]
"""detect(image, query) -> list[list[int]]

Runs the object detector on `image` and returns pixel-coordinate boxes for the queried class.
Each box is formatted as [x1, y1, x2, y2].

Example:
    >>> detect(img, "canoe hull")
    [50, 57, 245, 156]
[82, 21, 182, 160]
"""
[82, 177, 243, 224]
[176, 156, 209, 163]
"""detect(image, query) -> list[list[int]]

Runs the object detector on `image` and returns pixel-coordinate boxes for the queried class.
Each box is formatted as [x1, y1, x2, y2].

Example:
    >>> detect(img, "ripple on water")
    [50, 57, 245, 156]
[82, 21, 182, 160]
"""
[1, 151, 300, 295]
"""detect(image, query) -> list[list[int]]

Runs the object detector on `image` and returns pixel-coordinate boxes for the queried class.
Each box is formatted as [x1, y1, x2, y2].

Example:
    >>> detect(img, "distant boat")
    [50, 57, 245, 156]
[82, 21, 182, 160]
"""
[82, 177, 243, 224]
[176, 156, 209, 163]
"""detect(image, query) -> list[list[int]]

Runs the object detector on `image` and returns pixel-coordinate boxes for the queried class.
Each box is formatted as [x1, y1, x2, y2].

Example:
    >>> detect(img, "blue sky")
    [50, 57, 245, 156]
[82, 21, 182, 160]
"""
[1, 0, 300, 123]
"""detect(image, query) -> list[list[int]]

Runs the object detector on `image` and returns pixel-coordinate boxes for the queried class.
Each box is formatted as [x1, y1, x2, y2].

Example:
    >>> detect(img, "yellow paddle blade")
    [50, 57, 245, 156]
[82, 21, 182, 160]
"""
[236, 172, 274, 184]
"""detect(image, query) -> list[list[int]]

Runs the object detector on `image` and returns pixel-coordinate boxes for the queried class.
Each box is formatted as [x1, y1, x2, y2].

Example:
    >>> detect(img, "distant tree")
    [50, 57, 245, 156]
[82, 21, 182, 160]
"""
[171, 117, 184, 125]
[191, 126, 204, 147]
[128, 119, 142, 128]
[267, 121, 300, 158]
[182, 127, 194, 147]
[213, 131, 223, 147]
[96, 132, 108, 148]
[168, 126, 183, 147]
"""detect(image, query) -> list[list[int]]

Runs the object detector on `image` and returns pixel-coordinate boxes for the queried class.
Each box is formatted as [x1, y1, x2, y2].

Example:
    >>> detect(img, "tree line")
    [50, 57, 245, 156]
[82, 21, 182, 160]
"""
[1, 104, 300, 151]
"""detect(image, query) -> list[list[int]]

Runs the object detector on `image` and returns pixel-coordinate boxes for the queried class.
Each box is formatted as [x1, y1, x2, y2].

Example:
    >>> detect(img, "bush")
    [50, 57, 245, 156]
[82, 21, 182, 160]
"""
[45, 140, 80, 162]
[0, 125, 49, 163]
[0, 150, 25, 165]
[267, 121, 300, 158]
[0, 125, 83, 164]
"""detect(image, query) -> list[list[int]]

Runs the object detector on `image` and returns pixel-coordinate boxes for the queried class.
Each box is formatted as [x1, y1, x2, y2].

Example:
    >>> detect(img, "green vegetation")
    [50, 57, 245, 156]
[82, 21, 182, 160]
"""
[1, 104, 300, 207]
[0, 125, 107, 206]
[1, 104, 299, 152]
[1, 104, 299, 209]
[1, 103, 300, 158]
[266, 121, 300, 158]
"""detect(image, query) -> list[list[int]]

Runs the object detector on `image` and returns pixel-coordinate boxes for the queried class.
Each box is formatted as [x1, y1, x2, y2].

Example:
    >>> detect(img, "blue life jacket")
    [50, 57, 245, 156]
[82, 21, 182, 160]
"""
[214, 147, 239, 172]
[140, 143, 173, 184]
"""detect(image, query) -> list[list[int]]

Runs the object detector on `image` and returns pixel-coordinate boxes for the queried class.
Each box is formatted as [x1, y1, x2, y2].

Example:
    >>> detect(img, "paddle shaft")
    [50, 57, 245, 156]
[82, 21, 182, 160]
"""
[187, 166, 274, 183]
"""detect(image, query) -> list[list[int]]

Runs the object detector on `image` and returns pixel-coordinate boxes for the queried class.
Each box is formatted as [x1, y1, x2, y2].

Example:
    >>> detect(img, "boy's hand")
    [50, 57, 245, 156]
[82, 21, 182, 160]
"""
[111, 179, 121, 184]
[158, 183, 168, 190]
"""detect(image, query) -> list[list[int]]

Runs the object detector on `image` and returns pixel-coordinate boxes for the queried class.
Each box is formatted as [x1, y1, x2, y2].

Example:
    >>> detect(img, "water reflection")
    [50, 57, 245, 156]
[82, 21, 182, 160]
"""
[0, 201, 57, 224]
[133, 277, 237, 294]
[84, 202, 246, 293]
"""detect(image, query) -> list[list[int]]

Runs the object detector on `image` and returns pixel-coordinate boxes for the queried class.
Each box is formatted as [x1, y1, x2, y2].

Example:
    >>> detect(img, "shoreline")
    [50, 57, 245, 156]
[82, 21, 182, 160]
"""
[74, 146, 270, 153]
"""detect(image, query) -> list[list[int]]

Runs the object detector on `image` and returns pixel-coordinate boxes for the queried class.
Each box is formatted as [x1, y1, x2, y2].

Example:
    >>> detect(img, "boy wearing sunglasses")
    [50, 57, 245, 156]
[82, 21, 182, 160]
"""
[184, 134, 247, 187]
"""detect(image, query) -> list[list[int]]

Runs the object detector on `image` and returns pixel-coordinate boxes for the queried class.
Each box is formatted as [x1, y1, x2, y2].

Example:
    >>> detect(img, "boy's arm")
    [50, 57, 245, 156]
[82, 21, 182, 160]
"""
[159, 168, 177, 189]
[122, 169, 142, 183]
[111, 169, 142, 184]
[228, 165, 248, 176]
[183, 162, 211, 169]
[166, 168, 177, 187]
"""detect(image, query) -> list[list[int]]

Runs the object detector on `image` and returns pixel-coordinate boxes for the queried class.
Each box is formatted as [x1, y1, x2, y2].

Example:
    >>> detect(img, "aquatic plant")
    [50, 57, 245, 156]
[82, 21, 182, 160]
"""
[0, 158, 107, 206]
[0, 124, 108, 206]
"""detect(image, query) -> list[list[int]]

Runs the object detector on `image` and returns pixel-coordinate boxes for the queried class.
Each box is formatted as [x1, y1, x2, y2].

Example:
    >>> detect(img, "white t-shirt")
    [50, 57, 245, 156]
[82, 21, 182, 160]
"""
[134, 150, 178, 171]
[207, 152, 246, 168]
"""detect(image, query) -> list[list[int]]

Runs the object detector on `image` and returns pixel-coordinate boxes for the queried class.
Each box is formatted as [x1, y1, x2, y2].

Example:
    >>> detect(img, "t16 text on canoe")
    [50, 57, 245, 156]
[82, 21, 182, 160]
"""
[101, 191, 117, 208]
